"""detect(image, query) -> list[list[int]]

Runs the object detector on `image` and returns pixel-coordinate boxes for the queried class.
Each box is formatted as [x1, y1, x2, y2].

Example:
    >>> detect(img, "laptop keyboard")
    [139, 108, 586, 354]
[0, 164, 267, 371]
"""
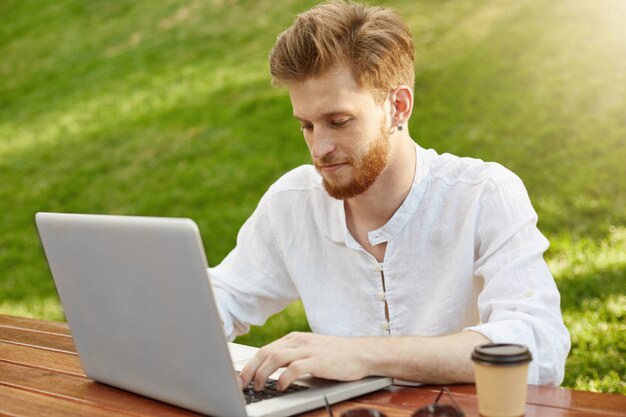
[242, 378, 309, 404]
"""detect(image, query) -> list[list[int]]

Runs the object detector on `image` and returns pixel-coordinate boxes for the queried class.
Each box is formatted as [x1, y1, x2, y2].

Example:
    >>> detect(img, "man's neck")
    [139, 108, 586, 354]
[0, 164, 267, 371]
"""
[343, 135, 416, 259]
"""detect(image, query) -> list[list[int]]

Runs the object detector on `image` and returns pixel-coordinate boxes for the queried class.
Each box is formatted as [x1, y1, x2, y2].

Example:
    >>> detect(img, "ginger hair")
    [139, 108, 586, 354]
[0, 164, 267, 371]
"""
[269, 0, 415, 102]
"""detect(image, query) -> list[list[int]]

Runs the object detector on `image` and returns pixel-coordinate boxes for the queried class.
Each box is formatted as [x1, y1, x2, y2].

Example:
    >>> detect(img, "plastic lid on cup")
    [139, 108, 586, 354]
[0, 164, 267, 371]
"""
[471, 343, 532, 366]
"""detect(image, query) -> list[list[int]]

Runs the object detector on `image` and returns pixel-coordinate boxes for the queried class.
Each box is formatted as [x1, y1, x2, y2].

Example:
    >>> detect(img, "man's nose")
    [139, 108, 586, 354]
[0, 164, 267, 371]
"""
[308, 129, 336, 160]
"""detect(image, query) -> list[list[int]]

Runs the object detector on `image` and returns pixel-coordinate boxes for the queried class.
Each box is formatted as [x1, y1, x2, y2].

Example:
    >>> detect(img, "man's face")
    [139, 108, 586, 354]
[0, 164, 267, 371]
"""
[288, 65, 391, 200]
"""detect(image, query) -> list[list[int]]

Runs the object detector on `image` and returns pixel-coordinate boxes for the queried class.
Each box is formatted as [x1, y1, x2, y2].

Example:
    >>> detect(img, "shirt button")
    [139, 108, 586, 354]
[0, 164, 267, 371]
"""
[376, 292, 386, 301]
[380, 322, 390, 331]
[374, 263, 384, 272]
[525, 290, 534, 298]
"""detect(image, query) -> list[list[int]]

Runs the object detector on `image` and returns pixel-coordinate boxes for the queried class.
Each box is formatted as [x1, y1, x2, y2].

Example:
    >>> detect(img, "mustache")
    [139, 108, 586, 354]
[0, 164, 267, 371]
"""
[314, 153, 351, 167]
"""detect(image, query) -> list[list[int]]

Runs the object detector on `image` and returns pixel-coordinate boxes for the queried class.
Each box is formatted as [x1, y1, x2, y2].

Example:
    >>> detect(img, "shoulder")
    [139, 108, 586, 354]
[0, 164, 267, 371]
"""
[428, 151, 523, 191]
[257, 165, 329, 210]
[420, 149, 533, 215]
[252, 165, 340, 239]
[263, 165, 324, 198]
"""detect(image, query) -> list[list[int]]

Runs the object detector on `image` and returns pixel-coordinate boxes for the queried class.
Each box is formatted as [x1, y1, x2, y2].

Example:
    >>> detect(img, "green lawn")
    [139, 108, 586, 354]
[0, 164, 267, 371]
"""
[1, 0, 624, 393]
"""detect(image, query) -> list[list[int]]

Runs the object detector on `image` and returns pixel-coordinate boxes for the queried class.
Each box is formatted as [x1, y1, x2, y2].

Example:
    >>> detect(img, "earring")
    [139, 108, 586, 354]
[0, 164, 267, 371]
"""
[397, 124, 403, 131]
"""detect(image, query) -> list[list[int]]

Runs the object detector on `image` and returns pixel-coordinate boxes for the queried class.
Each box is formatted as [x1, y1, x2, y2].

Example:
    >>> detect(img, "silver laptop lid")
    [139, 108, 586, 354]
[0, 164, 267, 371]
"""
[36, 212, 248, 417]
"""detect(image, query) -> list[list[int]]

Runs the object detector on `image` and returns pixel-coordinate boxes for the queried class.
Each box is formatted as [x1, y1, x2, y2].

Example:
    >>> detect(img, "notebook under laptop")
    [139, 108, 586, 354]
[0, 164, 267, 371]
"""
[35, 212, 392, 417]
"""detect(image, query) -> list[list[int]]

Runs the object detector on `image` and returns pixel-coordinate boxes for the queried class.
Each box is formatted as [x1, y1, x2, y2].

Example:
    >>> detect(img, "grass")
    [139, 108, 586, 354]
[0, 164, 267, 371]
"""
[1, 0, 624, 394]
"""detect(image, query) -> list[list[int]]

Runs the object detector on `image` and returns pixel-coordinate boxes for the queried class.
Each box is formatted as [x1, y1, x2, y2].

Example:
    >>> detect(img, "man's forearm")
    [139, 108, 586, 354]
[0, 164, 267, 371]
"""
[359, 330, 490, 384]
[240, 330, 491, 390]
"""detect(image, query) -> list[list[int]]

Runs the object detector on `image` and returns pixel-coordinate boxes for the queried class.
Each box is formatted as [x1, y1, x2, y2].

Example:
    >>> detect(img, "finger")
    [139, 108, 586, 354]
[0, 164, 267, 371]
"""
[240, 353, 263, 388]
[253, 348, 307, 390]
[240, 337, 294, 388]
[276, 358, 316, 390]
[240, 345, 274, 388]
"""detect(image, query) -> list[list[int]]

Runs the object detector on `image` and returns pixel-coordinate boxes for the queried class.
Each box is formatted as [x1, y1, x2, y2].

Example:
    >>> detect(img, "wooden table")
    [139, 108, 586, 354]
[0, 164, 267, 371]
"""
[0, 314, 624, 417]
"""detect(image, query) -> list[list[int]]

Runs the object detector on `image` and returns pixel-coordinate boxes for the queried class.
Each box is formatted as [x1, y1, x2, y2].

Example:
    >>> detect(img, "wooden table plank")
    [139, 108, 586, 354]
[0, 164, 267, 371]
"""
[0, 326, 76, 353]
[0, 361, 201, 417]
[0, 314, 70, 335]
[302, 400, 424, 417]
[329, 386, 624, 417]
[330, 387, 479, 417]
[306, 390, 606, 417]
[1, 315, 625, 417]
[0, 383, 137, 417]
[441, 384, 626, 416]
[527, 386, 626, 416]
[0, 341, 84, 377]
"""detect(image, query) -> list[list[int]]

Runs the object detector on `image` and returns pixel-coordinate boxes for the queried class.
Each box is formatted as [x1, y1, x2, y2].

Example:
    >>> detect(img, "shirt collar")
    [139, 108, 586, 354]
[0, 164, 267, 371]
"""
[323, 143, 433, 245]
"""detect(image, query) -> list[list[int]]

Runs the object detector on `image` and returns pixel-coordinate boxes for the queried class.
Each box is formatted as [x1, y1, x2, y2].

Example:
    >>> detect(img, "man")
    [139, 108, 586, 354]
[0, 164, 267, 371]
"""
[210, 0, 570, 391]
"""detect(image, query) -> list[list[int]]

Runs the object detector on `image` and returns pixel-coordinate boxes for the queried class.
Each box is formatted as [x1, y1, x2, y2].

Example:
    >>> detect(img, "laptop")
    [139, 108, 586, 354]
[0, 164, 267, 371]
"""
[35, 212, 392, 417]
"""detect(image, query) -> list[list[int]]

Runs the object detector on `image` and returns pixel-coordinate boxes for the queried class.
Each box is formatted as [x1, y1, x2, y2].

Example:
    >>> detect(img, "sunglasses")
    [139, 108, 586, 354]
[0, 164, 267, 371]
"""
[324, 387, 464, 417]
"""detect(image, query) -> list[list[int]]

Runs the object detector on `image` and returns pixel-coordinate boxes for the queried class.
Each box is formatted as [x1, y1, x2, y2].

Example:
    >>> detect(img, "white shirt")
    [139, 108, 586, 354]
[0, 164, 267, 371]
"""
[210, 144, 570, 386]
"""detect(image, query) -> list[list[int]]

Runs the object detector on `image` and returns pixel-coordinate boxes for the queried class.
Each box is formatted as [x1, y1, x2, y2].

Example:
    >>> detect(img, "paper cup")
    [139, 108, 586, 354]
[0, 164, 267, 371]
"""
[471, 344, 532, 417]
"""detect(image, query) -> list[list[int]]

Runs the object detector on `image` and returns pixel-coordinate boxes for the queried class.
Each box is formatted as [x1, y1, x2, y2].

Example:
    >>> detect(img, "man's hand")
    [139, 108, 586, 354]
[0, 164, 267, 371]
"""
[238, 330, 489, 390]
[239, 332, 370, 391]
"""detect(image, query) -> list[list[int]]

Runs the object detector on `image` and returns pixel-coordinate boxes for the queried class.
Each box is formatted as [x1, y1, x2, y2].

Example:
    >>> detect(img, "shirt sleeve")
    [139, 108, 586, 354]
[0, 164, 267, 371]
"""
[464, 172, 571, 386]
[209, 191, 298, 341]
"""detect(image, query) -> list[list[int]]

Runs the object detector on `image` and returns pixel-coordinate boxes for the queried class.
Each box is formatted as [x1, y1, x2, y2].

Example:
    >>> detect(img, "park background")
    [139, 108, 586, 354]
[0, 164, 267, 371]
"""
[0, 0, 624, 394]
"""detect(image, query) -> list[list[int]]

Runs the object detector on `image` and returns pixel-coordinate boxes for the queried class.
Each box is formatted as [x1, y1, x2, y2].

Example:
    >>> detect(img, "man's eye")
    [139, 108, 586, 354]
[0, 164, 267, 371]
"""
[299, 124, 313, 132]
[331, 119, 350, 127]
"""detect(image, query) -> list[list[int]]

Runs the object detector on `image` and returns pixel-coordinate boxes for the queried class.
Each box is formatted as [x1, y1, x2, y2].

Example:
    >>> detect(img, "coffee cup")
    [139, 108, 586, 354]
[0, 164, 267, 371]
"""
[471, 343, 532, 417]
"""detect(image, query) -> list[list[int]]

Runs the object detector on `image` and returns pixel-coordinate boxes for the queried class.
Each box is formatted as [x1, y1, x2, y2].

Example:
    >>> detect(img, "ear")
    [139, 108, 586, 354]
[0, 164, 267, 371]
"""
[389, 85, 414, 127]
